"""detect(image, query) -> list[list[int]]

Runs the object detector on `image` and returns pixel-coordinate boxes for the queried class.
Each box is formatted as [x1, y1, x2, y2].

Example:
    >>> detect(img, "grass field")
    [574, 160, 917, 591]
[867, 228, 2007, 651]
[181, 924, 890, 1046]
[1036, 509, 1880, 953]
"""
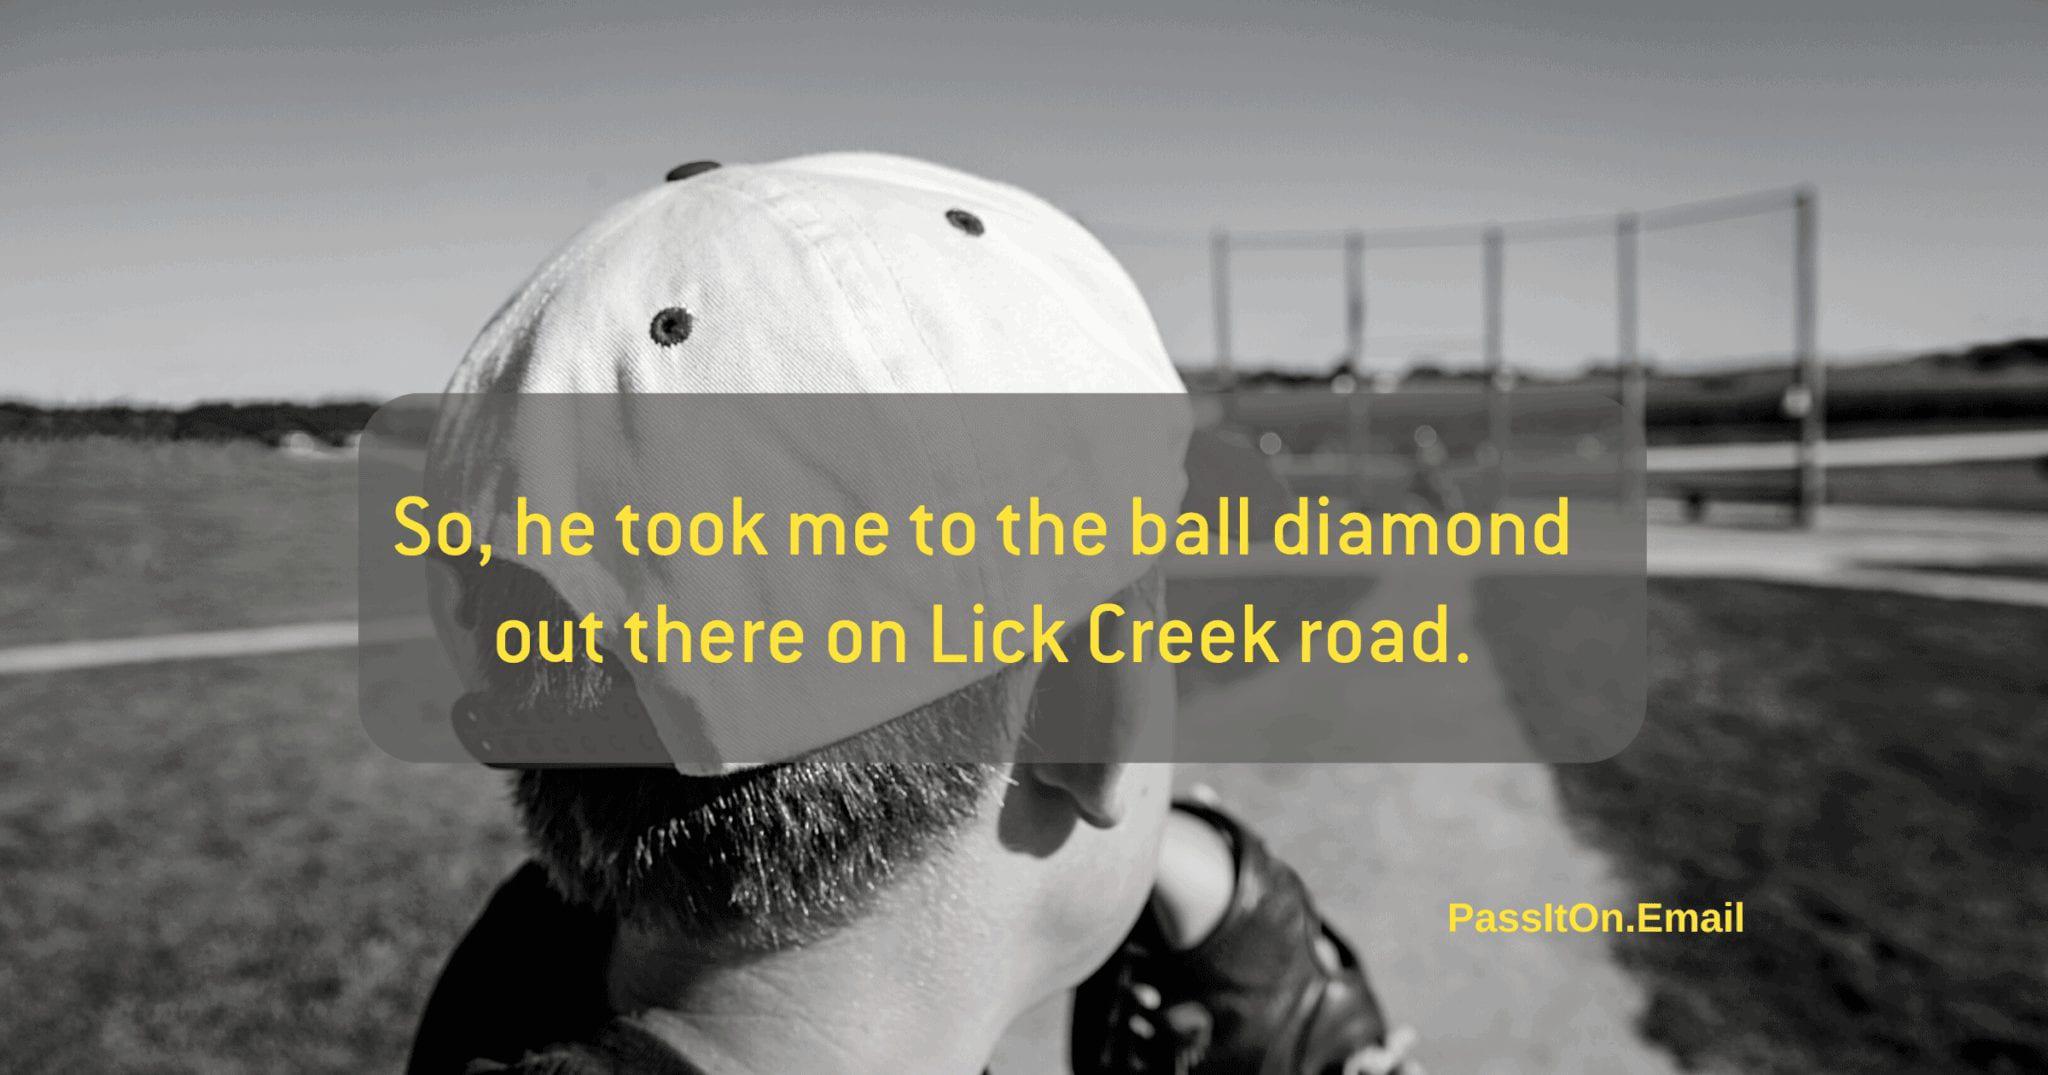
[1, 654, 519, 1071]
[4, 440, 2046, 1072]
[0, 440, 356, 645]
[1485, 579, 2048, 1073]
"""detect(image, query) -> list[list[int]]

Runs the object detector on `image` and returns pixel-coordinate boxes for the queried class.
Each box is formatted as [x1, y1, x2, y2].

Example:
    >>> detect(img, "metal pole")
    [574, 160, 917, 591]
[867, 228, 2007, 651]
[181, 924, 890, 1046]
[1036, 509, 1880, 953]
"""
[1617, 212, 1644, 510]
[1482, 225, 1508, 493]
[1344, 230, 1366, 375]
[1343, 230, 1368, 495]
[1211, 228, 1235, 398]
[1793, 187, 1823, 526]
[1483, 226, 1504, 369]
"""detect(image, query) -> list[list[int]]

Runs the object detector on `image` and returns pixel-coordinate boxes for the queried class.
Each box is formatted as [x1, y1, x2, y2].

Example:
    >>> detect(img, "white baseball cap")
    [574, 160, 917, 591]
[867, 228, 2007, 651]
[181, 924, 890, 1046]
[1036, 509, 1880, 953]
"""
[426, 152, 1191, 772]
[443, 153, 1185, 396]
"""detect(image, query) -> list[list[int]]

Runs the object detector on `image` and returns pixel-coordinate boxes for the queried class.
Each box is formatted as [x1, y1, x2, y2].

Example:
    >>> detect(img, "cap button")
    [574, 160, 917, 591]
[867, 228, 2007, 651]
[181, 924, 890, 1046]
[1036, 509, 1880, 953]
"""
[664, 160, 722, 182]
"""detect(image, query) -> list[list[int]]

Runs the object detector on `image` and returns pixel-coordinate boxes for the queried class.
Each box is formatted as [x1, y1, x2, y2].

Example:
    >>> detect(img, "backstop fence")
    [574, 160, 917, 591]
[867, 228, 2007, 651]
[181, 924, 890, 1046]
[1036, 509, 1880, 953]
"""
[1092, 187, 1821, 524]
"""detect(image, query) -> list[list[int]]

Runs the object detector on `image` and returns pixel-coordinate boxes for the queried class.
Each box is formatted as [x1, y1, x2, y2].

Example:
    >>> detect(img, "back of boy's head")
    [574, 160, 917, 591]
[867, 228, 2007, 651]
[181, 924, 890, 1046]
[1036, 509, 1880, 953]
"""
[429, 152, 1187, 953]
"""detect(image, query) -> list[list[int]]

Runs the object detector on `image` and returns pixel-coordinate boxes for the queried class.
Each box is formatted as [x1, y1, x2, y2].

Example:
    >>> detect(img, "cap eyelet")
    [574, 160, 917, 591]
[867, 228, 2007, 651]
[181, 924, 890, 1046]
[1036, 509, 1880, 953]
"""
[665, 160, 721, 182]
[650, 306, 694, 346]
[945, 208, 985, 237]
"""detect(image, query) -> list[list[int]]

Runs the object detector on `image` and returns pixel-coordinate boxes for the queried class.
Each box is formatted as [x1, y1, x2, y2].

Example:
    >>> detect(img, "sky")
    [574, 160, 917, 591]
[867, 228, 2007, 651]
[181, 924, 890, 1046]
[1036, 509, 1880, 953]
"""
[3, 0, 2044, 403]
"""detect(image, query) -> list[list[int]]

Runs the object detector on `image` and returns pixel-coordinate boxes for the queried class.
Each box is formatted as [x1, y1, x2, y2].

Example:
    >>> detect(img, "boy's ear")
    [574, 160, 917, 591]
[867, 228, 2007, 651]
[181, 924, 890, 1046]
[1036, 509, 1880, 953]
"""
[425, 556, 488, 692]
[1019, 762, 1130, 827]
[1013, 574, 1174, 825]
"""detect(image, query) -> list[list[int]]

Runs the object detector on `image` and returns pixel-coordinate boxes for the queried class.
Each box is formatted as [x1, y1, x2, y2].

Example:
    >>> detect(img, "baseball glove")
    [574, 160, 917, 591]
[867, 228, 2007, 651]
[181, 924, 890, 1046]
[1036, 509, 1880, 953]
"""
[1072, 798, 1420, 1075]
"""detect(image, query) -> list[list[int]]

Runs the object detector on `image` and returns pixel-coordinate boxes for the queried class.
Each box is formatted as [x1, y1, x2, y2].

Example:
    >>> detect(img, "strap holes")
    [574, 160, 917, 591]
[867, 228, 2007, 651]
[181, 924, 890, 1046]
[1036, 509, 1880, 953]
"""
[649, 306, 694, 346]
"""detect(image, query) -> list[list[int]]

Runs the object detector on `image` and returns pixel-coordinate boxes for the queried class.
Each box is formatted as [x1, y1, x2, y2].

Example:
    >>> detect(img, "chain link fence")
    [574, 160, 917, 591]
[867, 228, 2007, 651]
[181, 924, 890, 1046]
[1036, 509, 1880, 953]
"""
[1093, 188, 1820, 523]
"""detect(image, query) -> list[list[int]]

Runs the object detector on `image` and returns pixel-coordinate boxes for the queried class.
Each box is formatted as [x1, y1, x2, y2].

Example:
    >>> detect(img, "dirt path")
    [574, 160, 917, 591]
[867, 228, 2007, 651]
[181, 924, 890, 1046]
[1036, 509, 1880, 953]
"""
[993, 574, 1680, 1073]
[1651, 504, 2048, 606]
[991, 761, 1684, 1074]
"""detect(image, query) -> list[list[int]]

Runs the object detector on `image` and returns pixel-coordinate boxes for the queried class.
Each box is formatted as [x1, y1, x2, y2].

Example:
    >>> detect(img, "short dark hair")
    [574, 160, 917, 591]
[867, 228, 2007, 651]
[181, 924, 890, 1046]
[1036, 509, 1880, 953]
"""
[454, 560, 1029, 954]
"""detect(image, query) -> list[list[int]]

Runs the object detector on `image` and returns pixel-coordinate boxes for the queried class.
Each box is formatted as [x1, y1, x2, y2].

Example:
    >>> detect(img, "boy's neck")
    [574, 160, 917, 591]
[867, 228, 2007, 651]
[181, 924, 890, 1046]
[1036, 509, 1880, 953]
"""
[605, 907, 1024, 1075]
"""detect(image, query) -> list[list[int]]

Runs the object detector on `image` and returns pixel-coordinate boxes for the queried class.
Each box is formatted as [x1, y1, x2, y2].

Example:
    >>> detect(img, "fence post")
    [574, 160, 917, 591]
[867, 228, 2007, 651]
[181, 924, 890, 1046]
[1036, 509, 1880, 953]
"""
[1793, 187, 1823, 527]
[1617, 211, 1644, 511]
[1343, 230, 1368, 490]
[1344, 230, 1366, 375]
[1482, 225, 1508, 493]
[1211, 228, 1234, 402]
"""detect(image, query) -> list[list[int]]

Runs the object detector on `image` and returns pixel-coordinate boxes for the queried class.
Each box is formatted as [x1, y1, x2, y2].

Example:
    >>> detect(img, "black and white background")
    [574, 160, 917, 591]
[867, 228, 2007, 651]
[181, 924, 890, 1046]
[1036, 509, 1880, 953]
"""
[3, 2, 2046, 1071]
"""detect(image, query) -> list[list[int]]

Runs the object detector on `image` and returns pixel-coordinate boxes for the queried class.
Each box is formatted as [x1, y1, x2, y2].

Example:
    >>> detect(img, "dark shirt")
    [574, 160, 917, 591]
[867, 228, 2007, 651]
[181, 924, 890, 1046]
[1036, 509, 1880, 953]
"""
[413, 862, 997, 1075]
[410, 862, 618, 1074]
